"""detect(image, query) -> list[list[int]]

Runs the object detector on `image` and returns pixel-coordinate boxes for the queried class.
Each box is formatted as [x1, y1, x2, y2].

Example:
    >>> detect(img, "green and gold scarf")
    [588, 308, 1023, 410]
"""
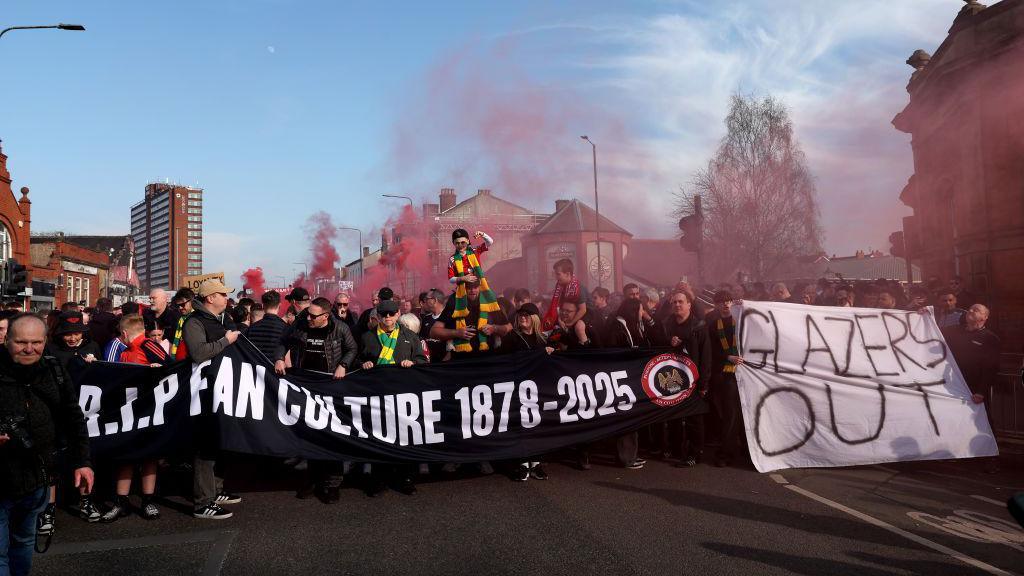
[376, 327, 399, 365]
[452, 246, 501, 352]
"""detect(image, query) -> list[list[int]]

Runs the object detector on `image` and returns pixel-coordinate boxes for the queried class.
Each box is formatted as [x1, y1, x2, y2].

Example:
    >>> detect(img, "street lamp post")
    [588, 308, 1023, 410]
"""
[381, 194, 414, 206]
[0, 23, 85, 41]
[337, 226, 363, 285]
[293, 262, 308, 278]
[580, 135, 603, 289]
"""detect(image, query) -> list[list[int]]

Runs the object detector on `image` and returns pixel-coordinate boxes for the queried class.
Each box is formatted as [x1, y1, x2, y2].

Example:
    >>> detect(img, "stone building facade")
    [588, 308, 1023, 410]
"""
[893, 0, 1024, 349]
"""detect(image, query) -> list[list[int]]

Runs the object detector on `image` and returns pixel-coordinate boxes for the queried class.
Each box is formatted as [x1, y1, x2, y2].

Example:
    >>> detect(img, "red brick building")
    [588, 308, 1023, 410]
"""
[131, 183, 204, 291]
[893, 0, 1024, 349]
[0, 141, 34, 304]
[30, 234, 110, 309]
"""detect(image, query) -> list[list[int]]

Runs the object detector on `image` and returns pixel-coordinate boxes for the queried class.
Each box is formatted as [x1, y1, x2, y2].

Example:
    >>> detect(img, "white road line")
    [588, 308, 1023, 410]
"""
[769, 473, 789, 485]
[972, 495, 1008, 507]
[782, 484, 1015, 576]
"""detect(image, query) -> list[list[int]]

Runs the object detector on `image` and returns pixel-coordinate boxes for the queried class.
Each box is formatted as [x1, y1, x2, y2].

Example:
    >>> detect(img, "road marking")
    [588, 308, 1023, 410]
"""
[769, 473, 788, 485]
[972, 495, 1007, 507]
[782, 484, 1015, 576]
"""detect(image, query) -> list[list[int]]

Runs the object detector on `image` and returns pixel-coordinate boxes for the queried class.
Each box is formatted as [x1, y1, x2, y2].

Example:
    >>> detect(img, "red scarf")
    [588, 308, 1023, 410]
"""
[544, 276, 581, 330]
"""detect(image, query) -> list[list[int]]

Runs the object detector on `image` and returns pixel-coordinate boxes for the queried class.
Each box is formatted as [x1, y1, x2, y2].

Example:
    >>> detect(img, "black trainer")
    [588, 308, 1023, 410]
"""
[101, 497, 131, 523]
[513, 466, 530, 482]
[530, 465, 549, 481]
[193, 503, 233, 520]
[214, 492, 242, 505]
[37, 504, 56, 535]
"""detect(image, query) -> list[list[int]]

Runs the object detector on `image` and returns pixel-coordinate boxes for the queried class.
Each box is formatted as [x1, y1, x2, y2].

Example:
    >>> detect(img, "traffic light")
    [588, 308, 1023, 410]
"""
[889, 231, 906, 258]
[679, 215, 702, 252]
[5, 259, 27, 297]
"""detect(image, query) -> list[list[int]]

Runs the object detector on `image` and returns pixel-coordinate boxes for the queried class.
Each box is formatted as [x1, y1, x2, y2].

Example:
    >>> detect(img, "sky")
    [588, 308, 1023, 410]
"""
[1, 0, 959, 286]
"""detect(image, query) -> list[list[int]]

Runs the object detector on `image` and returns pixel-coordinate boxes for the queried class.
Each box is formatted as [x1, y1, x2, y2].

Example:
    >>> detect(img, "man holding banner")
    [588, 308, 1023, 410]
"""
[183, 279, 242, 520]
[658, 288, 711, 467]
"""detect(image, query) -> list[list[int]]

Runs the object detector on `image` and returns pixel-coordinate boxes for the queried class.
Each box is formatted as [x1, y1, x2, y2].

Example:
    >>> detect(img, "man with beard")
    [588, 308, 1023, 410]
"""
[147, 288, 180, 335]
[934, 287, 966, 329]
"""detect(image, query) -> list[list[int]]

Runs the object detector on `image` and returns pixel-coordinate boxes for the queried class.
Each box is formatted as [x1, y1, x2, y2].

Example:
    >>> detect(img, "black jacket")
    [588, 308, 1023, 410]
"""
[659, 313, 712, 392]
[246, 314, 289, 362]
[88, 310, 120, 350]
[278, 316, 358, 371]
[49, 339, 101, 372]
[499, 330, 547, 354]
[360, 326, 428, 365]
[0, 348, 91, 498]
[943, 325, 1001, 395]
[605, 316, 655, 349]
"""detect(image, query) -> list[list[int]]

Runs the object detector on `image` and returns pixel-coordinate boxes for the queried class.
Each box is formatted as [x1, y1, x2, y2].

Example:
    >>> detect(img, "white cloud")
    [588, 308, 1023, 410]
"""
[579, 0, 954, 253]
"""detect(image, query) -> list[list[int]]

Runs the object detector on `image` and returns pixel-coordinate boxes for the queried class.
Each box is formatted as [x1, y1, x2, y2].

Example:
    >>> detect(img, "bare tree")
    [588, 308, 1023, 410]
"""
[676, 93, 823, 282]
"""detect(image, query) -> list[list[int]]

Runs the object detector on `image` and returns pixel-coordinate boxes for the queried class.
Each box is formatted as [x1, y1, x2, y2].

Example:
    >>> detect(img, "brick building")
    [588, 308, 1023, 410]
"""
[30, 233, 110, 309]
[131, 183, 203, 291]
[892, 0, 1024, 349]
[0, 140, 34, 305]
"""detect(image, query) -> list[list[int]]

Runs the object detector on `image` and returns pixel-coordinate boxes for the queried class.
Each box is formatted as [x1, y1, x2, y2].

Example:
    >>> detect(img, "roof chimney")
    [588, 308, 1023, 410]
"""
[555, 199, 571, 213]
[439, 188, 456, 213]
[363, 246, 370, 257]
[422, 203, 439, 217]
[477, 188, 491, 196]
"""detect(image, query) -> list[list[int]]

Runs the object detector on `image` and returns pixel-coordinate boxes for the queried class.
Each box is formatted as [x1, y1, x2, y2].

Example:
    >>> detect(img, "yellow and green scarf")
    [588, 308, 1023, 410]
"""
[452, 246, 501, 352]
[717, 316, 737, 373]
[376, 327, 399, 365]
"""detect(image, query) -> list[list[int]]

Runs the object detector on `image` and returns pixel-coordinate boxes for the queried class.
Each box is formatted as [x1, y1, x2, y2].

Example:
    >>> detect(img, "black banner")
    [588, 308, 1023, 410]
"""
[69, 340, 708, 463]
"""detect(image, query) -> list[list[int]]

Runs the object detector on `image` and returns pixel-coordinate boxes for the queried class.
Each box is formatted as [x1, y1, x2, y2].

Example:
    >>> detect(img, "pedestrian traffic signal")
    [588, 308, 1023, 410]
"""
[889, 231, 906, 258]
[4, 259, 27, 297]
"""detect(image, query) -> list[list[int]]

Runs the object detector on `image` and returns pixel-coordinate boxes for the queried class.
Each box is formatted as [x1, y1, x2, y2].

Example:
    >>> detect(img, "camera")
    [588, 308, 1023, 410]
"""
[0, 415, 33, 450]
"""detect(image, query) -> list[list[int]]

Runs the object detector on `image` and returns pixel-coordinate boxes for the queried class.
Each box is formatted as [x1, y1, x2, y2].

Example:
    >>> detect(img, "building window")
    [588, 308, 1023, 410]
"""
[84, 278, 90, 305]
[188, 231, 202, 237]
[74, 277, 82, 304]
[66, 275, 72, 303]
[188, 208, 202, 214]
[188, 216, 201, 222]
[188, 254, 202, 261]
[188, 223, 202, 230]
[188, 238, 202, 245]
[0, 224, 11, 261]
[188, 246, 202, 253]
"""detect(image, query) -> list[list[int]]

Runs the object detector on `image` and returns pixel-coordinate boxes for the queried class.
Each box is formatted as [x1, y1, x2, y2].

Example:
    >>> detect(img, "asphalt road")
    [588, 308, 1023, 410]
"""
[33, 452, 1023, 576]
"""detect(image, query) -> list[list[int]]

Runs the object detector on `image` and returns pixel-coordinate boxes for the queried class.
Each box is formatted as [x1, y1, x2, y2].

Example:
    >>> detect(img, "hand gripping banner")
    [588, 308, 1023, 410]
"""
[734, 301, 998, 472]
[70, 342, 708, 463]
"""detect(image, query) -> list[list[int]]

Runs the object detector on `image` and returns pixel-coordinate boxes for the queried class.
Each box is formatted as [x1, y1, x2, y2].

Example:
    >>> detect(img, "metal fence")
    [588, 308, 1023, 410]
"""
[991, 353, 1024, 444]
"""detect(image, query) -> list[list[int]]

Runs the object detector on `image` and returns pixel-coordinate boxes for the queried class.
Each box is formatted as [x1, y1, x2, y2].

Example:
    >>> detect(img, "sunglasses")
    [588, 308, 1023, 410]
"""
[383, 311, 400, 317]
[454, 240, 470, 246]
[308, 311, 329, 319]
[336, 303, 349, 307]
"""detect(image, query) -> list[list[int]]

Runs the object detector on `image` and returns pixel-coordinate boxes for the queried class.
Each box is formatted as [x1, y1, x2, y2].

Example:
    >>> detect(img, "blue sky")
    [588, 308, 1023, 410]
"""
[2, 0, 957, 285]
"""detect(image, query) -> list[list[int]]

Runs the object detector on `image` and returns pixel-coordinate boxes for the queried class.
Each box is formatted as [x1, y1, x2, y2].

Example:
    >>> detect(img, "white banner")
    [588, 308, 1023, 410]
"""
[734, 301, 997, 472]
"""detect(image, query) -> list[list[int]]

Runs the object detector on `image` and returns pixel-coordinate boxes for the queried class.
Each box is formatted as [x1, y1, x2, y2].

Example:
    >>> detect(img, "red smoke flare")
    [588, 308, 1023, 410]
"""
[241, 267, 266, 300]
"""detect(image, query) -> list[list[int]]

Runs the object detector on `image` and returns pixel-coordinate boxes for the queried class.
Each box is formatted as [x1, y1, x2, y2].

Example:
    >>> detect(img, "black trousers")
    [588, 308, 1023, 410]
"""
[712, 372, 744, 461]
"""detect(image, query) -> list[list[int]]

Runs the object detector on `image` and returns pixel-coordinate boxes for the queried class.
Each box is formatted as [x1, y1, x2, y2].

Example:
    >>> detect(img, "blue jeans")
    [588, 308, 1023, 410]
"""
[0, 487, 48, 576]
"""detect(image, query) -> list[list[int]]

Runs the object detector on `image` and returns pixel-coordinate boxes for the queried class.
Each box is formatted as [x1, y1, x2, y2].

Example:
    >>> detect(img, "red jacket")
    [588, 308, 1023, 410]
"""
[120, 333, 169, 365]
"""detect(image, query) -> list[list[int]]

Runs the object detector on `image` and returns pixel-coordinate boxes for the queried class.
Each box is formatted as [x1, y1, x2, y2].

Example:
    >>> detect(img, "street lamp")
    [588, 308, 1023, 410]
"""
[0, 23, 86, 41]
[293, 262, 308, 278]
[337, 226, 363, 284]
[580, 135, 603, 289]
[381, 194, 414, 206]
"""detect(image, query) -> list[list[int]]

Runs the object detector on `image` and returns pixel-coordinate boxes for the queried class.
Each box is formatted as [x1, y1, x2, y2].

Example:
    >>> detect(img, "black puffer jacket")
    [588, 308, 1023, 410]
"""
[277, 316, 358, 371]
[0, 348, 91, 498]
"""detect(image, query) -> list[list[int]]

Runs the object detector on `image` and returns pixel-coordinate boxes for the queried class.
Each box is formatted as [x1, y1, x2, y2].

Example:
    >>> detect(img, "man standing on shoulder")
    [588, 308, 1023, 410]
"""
[183, 280, 242, 520]
[1, 314, 94, 574]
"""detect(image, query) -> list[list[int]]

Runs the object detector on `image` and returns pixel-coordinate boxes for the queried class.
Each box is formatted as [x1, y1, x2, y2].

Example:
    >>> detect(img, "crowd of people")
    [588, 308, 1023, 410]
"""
[0, 227, 1008, 576]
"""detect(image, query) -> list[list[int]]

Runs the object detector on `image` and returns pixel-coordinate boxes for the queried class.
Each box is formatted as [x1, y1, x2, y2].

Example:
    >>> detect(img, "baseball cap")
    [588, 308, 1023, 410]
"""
[197, 279, 235, 298]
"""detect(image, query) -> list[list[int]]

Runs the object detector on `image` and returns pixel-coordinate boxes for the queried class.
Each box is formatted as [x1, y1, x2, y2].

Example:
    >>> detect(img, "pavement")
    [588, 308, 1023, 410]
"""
[32, 451, 1024, 576]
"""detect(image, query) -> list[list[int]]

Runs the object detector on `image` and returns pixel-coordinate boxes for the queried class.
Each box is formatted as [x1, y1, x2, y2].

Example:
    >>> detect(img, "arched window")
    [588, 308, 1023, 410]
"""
[0, 224, 11, 260]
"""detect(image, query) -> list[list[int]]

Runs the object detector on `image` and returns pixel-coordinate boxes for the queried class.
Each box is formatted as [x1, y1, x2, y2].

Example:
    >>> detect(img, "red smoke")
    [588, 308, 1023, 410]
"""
[293, 211, 340, 288]
[241, 267, 266, 299]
